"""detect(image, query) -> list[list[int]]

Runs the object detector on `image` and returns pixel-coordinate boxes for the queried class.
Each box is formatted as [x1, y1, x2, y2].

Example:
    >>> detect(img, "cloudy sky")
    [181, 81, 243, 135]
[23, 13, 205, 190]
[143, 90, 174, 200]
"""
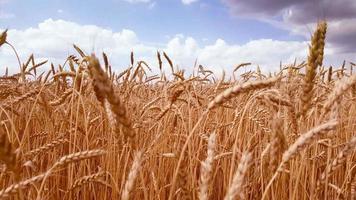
[0, 0, 355, 74]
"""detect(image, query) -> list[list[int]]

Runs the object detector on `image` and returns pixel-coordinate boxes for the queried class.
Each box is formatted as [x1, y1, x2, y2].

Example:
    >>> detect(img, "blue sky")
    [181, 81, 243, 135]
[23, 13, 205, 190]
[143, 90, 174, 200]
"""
[0, 0, 355, 73]
[0, 0, 301, 44]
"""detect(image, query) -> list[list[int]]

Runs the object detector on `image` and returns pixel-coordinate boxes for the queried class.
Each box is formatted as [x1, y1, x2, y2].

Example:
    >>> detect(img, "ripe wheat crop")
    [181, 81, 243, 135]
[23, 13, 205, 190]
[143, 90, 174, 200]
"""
[0, 21, 355, 199]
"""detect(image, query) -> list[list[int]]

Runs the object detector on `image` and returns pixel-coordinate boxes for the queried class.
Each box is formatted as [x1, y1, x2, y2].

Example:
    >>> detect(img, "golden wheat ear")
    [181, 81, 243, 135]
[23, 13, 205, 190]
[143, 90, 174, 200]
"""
[0, 29, 7, 47]
[122, 151, 143, 200]
[199, 132, 216, 200]
[87, 54, 135, 143]
[300, 21, 327, 117]
[224, 152, 252, 200]
[0, 150, 106, 199]
[208, 76, 281, 110]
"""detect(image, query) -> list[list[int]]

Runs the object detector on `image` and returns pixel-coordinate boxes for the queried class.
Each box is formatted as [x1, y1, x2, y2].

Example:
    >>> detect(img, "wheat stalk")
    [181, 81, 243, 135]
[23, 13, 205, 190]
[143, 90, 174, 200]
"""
[318, 137, 356, 187]
[262, 119, 338, 200]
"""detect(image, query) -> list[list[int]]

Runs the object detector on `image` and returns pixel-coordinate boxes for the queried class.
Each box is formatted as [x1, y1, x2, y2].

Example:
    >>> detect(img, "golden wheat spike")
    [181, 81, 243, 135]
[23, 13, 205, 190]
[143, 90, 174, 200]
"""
[208, 76, 280, 110]
[87, 54, 135, 142]
[0, 29, 7, 47]
[300, 21, 327, 117]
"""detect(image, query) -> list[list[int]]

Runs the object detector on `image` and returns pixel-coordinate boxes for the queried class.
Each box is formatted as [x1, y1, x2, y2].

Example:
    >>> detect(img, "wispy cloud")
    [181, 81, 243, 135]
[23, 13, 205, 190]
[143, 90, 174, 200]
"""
[182, 0, 199, 5]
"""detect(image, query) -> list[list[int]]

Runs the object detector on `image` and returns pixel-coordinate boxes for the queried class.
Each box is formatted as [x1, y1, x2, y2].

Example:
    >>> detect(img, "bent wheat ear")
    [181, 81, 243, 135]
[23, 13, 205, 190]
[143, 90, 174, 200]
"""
[55, 149, 106, 167]
[0, 150, 105, 199]
[281, 120, 338, 169]
[3, 88, 40, 107]
[261, 120, 338, 200]
[319, 137, 356, 185]
[0, 173, 46, 198]
[68, 171, 109, 191]
[25, 137, 68, 157]
[49, 89, 73, 106]
[208, 76, 280, 110]
[322, 74, 356, 115]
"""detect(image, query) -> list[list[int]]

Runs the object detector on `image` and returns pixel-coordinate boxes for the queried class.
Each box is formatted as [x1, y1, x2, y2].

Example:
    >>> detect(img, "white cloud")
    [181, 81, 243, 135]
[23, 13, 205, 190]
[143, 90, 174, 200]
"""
[57, 9, 63, 14]
[182, 0, 199, 5]
[0, 19, 353, 75]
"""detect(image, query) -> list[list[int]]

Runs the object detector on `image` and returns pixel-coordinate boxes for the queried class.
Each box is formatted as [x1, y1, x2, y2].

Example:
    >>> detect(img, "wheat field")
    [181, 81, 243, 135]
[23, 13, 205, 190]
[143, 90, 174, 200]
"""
[0, 21, 355, 200]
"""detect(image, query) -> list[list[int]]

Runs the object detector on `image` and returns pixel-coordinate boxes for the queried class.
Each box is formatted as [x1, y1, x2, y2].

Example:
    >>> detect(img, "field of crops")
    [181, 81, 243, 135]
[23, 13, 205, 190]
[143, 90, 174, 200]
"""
[0, 21, 355, 200]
